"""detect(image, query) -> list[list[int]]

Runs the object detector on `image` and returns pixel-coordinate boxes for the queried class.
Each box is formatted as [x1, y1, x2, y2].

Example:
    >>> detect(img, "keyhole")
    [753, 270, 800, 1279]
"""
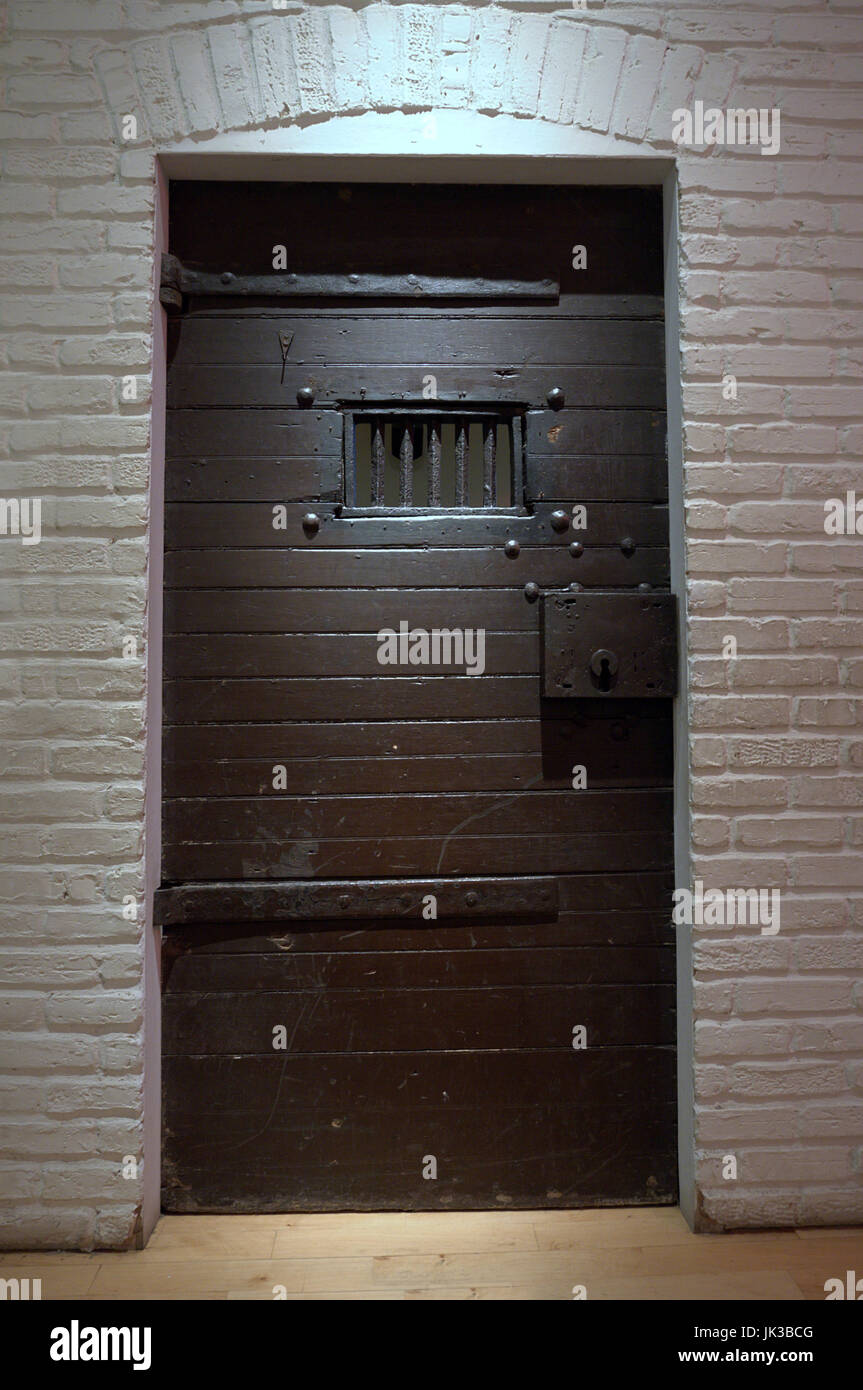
[597, 656, 612, 692]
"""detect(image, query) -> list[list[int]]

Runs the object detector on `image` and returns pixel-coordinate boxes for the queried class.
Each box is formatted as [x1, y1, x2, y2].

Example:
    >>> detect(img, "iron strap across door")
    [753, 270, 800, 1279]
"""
[154, 876, 560, 925]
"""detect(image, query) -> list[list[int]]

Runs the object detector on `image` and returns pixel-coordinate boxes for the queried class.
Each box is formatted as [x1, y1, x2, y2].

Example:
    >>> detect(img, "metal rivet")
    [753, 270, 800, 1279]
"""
[620, 536, 636, 556]
[338, 894, 350, 910]
[524, 582, 540, 603]
[220, 271, 233, 285]
[569, 582, 582, 592]
[504, 539, 520, 558]
[547, 387, 565, 411]
[348, 273, 359, 284]
[465, 891, 479, 908]
[302, 512, 320, 536]
[638, 582, 652, 592]
[297, 386, 315, 407]
[550, 509, 570, 533]
[569, 541, 584, 558]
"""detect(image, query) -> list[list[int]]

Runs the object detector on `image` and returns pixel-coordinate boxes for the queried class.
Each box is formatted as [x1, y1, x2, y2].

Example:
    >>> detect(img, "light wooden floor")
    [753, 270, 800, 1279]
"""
[3, 1208, 862, 1300]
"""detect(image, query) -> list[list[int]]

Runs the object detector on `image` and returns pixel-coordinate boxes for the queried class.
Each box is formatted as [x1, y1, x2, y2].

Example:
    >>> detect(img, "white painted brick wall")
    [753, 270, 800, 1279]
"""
[1, 0, 862, 1247]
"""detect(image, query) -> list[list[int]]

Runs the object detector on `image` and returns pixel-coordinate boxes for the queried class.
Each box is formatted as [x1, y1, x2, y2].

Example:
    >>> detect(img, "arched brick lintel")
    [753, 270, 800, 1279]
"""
[94, 7, 720, 153]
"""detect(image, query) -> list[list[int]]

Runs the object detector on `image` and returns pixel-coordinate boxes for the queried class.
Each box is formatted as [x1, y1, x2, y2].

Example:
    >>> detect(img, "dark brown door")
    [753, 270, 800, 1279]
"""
[159, 183, 676, 1212]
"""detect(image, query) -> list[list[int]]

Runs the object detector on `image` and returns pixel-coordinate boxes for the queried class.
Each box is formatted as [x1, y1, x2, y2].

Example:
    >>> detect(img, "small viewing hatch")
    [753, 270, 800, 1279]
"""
[344, 407, 525, 511]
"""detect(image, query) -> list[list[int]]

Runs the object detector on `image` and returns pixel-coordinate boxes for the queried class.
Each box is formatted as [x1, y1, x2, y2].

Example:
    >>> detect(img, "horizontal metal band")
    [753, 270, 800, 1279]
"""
[160, 255, 559, 303]
[155, 876, 560, 926]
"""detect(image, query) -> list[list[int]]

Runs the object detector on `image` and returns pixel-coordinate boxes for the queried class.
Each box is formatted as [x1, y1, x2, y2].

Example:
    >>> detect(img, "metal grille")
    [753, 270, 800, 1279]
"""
[345, 410, 523, 510]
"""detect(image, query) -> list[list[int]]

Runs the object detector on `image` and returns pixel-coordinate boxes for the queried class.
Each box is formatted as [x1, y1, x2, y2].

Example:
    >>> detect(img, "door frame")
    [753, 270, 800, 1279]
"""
[145, 125, 690, 1241]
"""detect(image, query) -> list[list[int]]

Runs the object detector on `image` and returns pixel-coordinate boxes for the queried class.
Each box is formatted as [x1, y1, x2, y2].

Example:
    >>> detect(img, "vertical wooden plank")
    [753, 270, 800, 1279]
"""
[483, 420, 496, 508]
[398, 420, 414, 507]
[344, 411, 356, 508]
[371, 418, 385, 505]
[428, 419, 442, 507]
[511, 415, 523, 509]
[455, 419, 468, 506]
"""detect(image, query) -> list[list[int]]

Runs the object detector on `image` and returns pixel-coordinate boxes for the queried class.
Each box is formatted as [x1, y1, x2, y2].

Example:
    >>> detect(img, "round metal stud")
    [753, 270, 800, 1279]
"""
[504, 539, 520, 559]
[297, 386, 316, 407]
[569, 582, 582, 592]
[550, 509, 570, 533]
[524, 581, 540, 603]
[465, 891, 479, 908]
[338, 894, 350, 910]
[302, 512, 320, 537]
[547, 387, 565, 411]
[569, 541, 584, 558]
[620, 536, 636, 556]
[220, 271, 234, 285]
[638, 582, 652, 593]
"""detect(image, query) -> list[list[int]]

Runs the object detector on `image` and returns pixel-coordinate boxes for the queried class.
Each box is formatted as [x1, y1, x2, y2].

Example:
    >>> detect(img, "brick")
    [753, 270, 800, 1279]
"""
[695, 1022, 792, 1059]
[537, 18, 586, 126]
[27, 377, 114, 413]
[688, 542, 787, 576]
[686, 467, 784, 500]
[575, 27, 627, 134]
[613, 34, 666, 141]
[171, 31, 223, 134]
[324, 10, 364, 113]
[737, 979, 854, 1015]
[58, 185, 154, 219]
[727, 738, 839, 770]
[730, 657, 839, 689]
[6, 75, 99, 106]
[729, 579, 837, 614]
[208, 23, 263, 130]
[692, 697, 790, 731]
[696, 932, 790, 970]
[59, 253, 148, 291]
[402, 4, 441, 109]
[690, 618, 789, 652]
[735, 816, 843, 849]
[743, 1148, 852, 1184]
[693, 776, 788, 810]
[793, 777, 863, 809]
[692, 817, 730, 850]
[292, 9, 337, 114]
[697, 1107, 796, 1144]
[727, 1064, 846, 1099]
[4, 149, 117, 183]
[647, 43, 703, 145]
[468, 8, 511, 115]
[794, 856, 863, 888]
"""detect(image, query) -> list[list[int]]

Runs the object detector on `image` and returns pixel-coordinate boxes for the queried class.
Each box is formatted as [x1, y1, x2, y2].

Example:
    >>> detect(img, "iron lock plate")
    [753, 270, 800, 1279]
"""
[540, 590, 678, 698]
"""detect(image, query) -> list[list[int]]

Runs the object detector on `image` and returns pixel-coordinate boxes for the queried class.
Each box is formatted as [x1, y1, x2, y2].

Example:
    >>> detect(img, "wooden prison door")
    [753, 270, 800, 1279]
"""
[157, 183, 677, 1212]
